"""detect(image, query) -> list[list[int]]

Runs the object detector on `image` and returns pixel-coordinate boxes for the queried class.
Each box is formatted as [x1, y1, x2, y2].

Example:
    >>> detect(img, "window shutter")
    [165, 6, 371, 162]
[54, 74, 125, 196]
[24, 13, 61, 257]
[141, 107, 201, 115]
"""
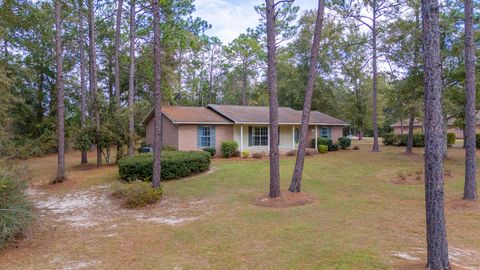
[197, 126, 202, 148]
[248, 126, 252, 146]
[211, 126, 216, 147]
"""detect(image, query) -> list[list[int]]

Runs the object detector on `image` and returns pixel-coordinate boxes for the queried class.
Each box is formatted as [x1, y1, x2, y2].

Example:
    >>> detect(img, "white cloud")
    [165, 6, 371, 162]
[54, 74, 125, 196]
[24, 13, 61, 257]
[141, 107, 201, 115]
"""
[193, 0, 319, 44]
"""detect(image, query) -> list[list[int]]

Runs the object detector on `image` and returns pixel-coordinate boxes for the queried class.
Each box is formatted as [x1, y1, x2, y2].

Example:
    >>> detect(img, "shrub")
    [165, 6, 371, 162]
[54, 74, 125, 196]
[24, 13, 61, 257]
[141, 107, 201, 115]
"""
[397, 170, 407, 180]
[329, 143, 339, 151]
[118, 151, 211, 182]
[113, 181, 162, 208]
[338, 137, 351, 149]
[252, 152, 266, 159]
[447, 133, 456, 146]
[162, 145, 177, 151]
[0, 162, 32, 248]
[221, 141, 238, 158]
[412, 134, 425, 147]
[203, 147, 216, 157]
[383, 133, 424, 147]
[286, 150, 297, 156]
[318, 145, 328, 153]
[353, 145, 360, 150]
[241, 150, 249, 158]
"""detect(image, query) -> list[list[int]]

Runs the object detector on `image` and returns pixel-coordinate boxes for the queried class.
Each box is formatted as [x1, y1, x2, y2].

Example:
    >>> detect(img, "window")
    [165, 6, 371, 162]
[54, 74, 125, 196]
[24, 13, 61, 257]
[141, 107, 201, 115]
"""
[198, 126, 215, 148]
[320, 127, 331, 139]
[249, 126, 268, 146]
[294, 128, 300, 143]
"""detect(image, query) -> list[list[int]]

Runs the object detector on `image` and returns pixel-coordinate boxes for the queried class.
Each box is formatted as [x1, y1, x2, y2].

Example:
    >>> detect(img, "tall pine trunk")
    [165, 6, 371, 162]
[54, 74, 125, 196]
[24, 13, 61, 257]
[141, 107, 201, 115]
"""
[241, 66, 247, 105]
[151, 0, 162, 188]
[289, 0, 325, 193]
[114, 0, 123, 107]
[422, 0, 451, 268]
[54, 0, 65, 183]
[79, 0, 88, 164]
[405, 110, 415, 154]
[463, 0, 477, 201]
[371, 0, 380, 152]
[265, 0, 280, 198]
[127, 0, 136, 157]
[88, 0, 101, 167]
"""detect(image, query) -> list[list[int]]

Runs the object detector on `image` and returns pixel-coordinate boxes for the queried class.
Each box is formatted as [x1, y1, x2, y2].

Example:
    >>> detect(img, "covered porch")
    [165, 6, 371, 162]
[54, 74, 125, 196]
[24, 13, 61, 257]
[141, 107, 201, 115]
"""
[233, 124, 331, 152]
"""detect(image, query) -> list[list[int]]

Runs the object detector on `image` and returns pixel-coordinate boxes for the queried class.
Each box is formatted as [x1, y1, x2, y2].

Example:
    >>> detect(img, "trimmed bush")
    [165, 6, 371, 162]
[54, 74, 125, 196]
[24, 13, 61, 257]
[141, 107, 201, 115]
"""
[338, 137, 351, 149]
[286, 150, 297, 156]
[241, 150, 249, 158]
[118, 151, 211, 182]
[318, 145, 328, 153]
[447, 133, 456, 146]
[113, 181, 162, 208]
[162, 145, 177, 151]
[0, 162, 32, 248]
[252, 152, 266, 159]
[203, 147, 216, 157]
[383, 133, 424, 147]
[330, 143, 339, 151]
[221, 141, 238, 158]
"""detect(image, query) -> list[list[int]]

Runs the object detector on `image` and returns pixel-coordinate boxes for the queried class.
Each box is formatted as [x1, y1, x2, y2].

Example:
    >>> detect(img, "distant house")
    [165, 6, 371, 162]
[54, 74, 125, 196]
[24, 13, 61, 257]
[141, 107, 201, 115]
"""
[390, 116, 479, 139]
[142, 104, 348, 156]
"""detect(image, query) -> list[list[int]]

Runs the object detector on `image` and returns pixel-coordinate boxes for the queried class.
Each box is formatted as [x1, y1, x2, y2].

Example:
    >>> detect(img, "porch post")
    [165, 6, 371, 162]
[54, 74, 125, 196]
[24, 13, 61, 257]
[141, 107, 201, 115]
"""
[292, 126, 295, 150]
[240, 125, 244, 152]
[315, 125, 318, 149]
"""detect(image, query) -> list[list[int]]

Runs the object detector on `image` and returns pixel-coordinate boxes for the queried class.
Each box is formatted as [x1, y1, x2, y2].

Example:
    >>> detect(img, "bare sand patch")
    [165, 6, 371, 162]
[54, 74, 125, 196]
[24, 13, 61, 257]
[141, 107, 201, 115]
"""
[254, 191, 315, 208]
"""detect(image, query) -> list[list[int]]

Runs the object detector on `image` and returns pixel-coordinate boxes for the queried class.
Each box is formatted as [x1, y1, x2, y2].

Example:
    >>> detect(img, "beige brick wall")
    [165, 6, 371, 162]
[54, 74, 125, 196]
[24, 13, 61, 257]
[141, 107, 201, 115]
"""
[145, 115, 178, 148]
[178, 124, 234, 155]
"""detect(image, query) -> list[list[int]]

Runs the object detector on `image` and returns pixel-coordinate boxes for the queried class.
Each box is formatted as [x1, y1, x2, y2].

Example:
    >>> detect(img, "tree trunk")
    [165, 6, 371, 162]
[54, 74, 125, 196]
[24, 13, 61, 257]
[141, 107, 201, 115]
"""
[265, 0, 280, 198]
[289, 0, 325, 193]
[242, 64, 248, 105]
[405, 110, 415, 154]
[400, 115, 404, 135]
[127, 0, 136, 157]
[114, 0, 123, 108]
[151, 0, 162, 188]
[54, 0, 65, 183]
[463, 0, 477, 201]
[88, 0, 101, 167]
[79, 0, 88, 164]
[371, 0, 380, 152]
[422, 0, 451, 268]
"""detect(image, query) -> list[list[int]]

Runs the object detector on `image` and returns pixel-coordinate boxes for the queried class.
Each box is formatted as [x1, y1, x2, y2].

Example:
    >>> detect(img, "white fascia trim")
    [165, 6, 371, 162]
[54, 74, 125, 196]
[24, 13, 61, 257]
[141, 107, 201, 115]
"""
[172, 121, 234, 125]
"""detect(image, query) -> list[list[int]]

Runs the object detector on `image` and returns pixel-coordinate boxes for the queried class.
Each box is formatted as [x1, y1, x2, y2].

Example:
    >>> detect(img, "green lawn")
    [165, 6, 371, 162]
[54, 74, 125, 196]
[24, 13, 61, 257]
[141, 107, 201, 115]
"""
[1, 142, 479, 269]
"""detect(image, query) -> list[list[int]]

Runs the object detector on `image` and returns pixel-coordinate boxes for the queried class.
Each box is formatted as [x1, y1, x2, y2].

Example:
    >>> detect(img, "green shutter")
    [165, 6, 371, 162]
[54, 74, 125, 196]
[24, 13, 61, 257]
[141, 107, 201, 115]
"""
[211, 126, 216, 147]
[197, 126, 202, 148]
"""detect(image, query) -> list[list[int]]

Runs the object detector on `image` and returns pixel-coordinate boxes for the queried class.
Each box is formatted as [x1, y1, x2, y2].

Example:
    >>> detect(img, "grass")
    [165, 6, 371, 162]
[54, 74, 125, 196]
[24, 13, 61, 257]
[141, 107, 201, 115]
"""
[1, 142, 479, 269]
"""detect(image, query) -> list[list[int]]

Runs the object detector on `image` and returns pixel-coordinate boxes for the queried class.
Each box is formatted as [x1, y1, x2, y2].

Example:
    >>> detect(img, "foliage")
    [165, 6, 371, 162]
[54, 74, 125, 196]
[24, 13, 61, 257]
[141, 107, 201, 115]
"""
[241, 150, 249, 158]
[162, 145, 177, 151]
[252, 152, 266, 159]
[0, 161, 32, 249]
[318, 145, 328, 153]
[383, 134, 425, 147]
[203, 147, 216, 157]
[118, 151, 211, 182]
[476, 134, 480, 149]
[446, 133, 456, 146]
[286, 150, 297, 156]
[330, 143, 339, 151]
[220, 141, 238, 158]
[338, 137, 351, 149]
[113, 181, 162, 208]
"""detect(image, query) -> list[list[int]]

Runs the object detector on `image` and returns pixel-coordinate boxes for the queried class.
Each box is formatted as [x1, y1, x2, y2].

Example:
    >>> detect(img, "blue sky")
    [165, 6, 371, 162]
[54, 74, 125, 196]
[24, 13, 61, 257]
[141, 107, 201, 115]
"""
[193, 0, 318, 43]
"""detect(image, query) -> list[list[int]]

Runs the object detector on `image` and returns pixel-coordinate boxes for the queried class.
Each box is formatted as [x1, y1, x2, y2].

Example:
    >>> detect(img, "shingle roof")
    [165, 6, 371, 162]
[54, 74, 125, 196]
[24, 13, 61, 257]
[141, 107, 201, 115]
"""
[142, 106, 232, 124]
[143, 104, 349, 126]
[207, 104, 348, 125]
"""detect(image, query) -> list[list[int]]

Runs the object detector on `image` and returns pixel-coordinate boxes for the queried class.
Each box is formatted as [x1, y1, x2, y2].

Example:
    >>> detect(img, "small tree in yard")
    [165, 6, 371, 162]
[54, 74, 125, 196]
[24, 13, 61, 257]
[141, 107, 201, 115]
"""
[421, 0, 451, 267]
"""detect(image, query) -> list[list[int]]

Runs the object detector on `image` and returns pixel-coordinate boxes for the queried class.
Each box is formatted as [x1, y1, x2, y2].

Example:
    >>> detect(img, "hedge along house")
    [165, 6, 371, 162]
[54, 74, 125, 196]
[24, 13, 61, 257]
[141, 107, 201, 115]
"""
[142, 104, 348, 156]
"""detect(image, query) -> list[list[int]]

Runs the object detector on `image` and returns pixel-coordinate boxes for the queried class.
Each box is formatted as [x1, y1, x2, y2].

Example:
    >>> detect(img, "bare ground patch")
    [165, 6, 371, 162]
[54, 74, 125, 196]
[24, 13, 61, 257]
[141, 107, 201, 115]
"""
[390, 170, 455, 185]
[253, 191, 315, 208]
[392, 247, 480, 270]
[446, 199, 480, 212]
